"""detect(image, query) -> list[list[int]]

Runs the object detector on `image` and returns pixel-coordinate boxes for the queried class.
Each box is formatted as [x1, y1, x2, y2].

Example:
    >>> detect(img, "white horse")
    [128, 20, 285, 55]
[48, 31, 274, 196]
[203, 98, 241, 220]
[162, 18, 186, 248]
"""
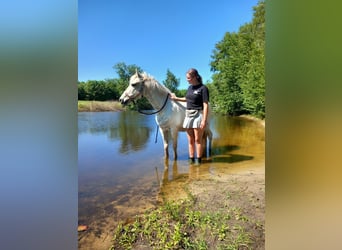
[119, 71, 212, 160]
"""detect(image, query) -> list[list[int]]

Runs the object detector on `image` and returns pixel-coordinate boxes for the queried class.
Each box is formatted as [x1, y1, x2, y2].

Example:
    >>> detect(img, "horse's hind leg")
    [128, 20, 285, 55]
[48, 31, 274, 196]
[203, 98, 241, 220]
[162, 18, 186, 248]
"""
[171, 129, 178, 160]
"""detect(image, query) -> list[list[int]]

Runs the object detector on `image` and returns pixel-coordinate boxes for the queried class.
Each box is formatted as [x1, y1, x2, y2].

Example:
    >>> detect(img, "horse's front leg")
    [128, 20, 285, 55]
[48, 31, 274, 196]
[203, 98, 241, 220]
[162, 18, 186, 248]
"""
[160, 127, 170, 159]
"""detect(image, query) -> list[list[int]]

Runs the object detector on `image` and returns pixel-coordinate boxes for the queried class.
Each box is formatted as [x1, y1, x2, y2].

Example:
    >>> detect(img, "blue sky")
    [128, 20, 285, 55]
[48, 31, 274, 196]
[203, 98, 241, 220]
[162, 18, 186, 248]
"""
[78, 0, 259, 89]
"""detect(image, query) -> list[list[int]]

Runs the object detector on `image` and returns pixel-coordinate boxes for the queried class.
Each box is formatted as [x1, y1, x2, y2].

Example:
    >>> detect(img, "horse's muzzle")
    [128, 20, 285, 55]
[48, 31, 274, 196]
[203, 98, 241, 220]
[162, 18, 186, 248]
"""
[119, 97, 129, 105]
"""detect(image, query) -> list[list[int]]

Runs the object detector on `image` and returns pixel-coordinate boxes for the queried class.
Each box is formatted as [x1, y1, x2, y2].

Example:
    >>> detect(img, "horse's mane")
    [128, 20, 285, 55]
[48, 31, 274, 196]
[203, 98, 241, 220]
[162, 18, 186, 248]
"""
[141, 72, 171, 94]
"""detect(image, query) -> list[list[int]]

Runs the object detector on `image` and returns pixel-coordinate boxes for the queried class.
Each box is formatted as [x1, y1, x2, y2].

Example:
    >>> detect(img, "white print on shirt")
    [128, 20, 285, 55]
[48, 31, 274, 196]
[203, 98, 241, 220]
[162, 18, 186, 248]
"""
[193, 90, 200, 95]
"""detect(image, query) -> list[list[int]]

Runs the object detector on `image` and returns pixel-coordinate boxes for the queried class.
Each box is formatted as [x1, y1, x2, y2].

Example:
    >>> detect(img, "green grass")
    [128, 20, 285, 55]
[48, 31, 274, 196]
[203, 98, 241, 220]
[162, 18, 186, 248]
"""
[78, 100, 125, 112]
[110, 199, 253, 250]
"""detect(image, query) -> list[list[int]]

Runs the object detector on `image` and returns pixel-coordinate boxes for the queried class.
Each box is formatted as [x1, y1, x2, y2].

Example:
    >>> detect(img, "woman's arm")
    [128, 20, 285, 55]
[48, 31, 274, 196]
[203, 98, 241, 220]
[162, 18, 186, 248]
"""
[169, 93, 186, 102]
[200, 102, 208, 129]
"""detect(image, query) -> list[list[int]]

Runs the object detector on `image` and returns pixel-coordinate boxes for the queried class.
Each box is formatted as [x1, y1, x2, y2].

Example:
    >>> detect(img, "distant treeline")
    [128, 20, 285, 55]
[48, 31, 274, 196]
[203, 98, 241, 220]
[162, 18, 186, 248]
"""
[78, 64, 184, 111]
[78, 0, 265, 118]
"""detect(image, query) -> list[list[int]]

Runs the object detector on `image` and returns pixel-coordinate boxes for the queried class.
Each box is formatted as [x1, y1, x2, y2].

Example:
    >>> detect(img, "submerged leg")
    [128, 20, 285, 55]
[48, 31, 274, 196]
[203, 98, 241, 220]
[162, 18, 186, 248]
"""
[194, 128, 204, 159]
[171, 129, 178, 160]
[186, 129, 195, 159]
[160, 128, 170, 159]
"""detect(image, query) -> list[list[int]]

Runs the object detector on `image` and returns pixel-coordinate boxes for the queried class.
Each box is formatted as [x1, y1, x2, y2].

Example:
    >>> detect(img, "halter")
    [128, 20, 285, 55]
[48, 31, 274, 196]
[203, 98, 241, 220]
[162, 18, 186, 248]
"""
[129, 77, 170, 116]
[121, 75, 169, 144]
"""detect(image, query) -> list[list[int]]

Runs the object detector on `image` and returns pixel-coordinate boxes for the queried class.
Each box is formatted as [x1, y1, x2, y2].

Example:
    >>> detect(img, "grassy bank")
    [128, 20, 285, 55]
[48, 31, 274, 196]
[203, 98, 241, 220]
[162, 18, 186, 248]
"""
[111, 199, 252, 249]
[110, 172, 265, 250]
[78, 100, 125, 112]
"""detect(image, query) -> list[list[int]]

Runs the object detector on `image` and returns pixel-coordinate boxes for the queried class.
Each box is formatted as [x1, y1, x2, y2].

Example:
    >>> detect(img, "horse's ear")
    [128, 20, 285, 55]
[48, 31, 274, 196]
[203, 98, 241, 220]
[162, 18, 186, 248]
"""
[135, 68, 139, 76]
[136, 69, 142, 79]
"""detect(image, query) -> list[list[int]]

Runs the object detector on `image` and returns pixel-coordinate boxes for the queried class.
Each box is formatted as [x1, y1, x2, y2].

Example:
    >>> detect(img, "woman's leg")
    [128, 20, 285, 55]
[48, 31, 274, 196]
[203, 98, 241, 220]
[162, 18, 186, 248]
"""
[194, 128, 204, 159]
[186, 129, 195, 159]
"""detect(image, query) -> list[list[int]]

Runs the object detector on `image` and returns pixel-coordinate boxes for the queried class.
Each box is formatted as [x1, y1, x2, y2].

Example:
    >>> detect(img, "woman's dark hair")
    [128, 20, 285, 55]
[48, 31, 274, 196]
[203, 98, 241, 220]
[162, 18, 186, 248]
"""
[187, 68, 203, 85]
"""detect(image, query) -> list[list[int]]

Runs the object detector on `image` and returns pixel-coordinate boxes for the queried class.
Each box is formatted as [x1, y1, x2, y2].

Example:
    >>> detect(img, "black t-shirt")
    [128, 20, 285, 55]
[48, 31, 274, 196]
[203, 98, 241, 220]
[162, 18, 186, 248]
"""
[185, 83, 209, 110]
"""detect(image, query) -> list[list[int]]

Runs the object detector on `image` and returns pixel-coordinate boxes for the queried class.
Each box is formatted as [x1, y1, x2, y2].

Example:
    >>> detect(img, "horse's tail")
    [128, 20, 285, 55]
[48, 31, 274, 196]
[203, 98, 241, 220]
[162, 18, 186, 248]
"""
[208, 102, 213, 123]
[205, 103, 213, 156]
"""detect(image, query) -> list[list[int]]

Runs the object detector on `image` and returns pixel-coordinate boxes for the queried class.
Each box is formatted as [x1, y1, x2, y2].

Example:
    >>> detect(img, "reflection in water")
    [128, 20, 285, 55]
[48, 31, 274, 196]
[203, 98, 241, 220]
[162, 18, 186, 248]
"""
[211, 115, 264, 164]
[78, 111, 151, 154]
[78, 111, 165, 247]
[78, 112, 264, 249]
[157, 160, 190, 202]
[116, 111, 151, 153]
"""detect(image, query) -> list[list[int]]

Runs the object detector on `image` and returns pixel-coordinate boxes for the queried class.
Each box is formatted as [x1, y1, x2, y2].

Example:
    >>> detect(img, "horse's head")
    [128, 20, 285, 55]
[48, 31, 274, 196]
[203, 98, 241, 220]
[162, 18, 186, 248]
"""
[119, 71, 145, 105]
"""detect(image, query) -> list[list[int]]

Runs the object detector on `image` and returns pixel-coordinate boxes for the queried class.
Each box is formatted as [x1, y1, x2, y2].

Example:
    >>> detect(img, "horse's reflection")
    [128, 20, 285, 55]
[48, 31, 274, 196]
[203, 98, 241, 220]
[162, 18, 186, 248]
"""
[156, 159, 203, 203]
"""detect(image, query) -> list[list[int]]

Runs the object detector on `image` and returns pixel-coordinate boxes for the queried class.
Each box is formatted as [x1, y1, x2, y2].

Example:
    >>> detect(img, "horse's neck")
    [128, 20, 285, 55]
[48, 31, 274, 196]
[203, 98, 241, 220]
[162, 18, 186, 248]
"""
[143, 80, 169, 110]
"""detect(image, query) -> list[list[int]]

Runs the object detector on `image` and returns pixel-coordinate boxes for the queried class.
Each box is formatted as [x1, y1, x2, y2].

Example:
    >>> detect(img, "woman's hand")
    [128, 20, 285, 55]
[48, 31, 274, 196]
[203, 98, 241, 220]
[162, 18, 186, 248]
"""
[201, 102, 208, 129]
[200, 120, 207, 129]
[169, 93, 176, 100]
[169, 93, 186, 102]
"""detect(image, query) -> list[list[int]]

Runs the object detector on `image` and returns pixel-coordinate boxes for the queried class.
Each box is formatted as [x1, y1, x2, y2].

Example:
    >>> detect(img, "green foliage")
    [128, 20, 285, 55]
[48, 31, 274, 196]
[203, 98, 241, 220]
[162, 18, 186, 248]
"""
[78, 82, 86, 100]
[78, 80, 118, 101]
[162, 69, 180, 94]
[112, 62, 143, 98]
[177, 89, 187, 97]
[110, 199, 252, 250]
[210, 0, 265, 118]
[113, 62, 142, 81]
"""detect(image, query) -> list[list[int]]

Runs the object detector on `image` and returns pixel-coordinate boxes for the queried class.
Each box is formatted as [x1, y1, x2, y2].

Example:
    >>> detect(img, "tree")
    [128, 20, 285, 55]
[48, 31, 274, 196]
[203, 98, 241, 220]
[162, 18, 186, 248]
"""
[113, 62, 143, 82]
[209, 0, 265, 117]
[240, 1, 265, 118]
[112, 62, 143, 95]
[162, 69, 180, 94]
[105, 78, 121, 100]
[78, 81, 87, 100]
[83, 80, 108, 100]
[210, 32, 246, 115]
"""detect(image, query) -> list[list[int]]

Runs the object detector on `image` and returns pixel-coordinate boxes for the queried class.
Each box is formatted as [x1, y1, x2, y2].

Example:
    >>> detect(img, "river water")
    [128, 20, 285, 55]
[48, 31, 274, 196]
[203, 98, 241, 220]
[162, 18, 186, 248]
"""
[78, 111, 264, 248]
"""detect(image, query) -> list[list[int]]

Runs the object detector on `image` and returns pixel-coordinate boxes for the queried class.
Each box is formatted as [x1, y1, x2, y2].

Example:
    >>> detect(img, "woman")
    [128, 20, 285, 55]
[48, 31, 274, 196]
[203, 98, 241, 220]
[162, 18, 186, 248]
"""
[170, 68, 209, 165]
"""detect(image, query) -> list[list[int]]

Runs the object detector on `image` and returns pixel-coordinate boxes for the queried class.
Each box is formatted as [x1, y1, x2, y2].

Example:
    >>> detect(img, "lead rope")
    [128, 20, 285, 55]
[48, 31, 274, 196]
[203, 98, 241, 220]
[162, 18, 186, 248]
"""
[155, 125, 159, 143]
[137, 94, 169, 115]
